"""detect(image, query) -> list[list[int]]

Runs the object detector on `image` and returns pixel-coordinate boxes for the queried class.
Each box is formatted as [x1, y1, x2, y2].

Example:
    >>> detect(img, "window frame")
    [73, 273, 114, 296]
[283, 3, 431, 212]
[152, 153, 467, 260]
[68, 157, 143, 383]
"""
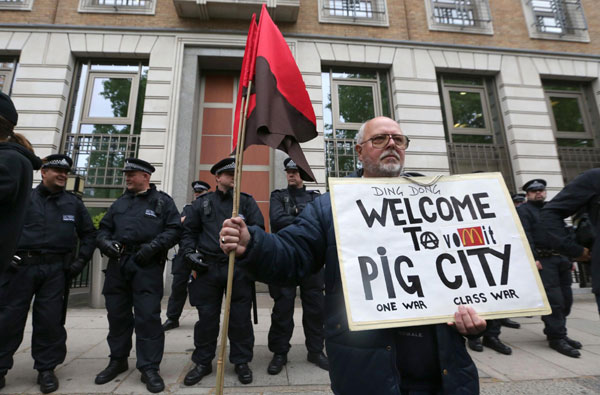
[521, 0, 589, 42]
[0, 0, 34, 11]
[543, 84, 594, 141]
[440, 76, 494, 142]
[322, 68, 392, 178]
[318, 0, 389, 27]
[425, 0, 494, 35]
[62, 60, 148, 205]
[78, 0, 156, 15]
[0, 58, 18, 94]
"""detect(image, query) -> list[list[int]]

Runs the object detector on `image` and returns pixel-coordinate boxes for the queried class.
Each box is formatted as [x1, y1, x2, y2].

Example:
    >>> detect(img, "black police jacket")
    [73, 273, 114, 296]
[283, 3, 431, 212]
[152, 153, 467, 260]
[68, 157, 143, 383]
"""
[540, 168, 600, 293]
[518, 200, 572, 261]
[0, 142, 42, 271]
[269, 186, 319, 233]
[97, 184, 181, 253]
[181, 188, 264, 262]
[17, 184, 97, 261]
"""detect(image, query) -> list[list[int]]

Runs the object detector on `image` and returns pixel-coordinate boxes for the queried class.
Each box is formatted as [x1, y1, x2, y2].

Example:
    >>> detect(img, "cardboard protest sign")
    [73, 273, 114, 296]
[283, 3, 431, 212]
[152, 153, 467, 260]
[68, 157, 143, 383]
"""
[329, 173, 550, 331]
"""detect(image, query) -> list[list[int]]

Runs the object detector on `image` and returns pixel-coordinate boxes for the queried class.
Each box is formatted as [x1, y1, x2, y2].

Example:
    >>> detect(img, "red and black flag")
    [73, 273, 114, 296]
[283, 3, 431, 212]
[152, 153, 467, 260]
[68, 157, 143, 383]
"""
[233, 4, 318, 182]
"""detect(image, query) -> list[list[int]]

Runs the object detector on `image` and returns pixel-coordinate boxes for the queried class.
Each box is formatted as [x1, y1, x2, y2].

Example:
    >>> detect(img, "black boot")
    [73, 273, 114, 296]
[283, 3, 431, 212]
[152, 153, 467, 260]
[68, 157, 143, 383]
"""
[564, 336, 582, 349]
[37, 370, 59, 394]
[0, 373, 5, 390]
[307, 352, 329, 371]
[467, 338, 483, 352]
[95, 359, 128, 385]
[184, 364, 212, 386]
[234, 363, 253, 384]
[267, 353, 287, 375]
[500, 318, 521, 329]
[482, 336, 512, 355]
[162, 318, 179, 331]
[549, 339, 581, 358]
[141, 369, 165, 393]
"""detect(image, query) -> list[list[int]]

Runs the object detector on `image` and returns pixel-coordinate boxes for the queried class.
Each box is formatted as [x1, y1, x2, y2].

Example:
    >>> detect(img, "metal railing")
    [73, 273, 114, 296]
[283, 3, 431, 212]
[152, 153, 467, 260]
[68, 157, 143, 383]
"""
[446, 142, 516, 192]
[557, 146, 600, 184]
[322, 0, 387, 22]
[530, 0, 588, 35]
[431, 0, 492, 27]
[70, 262, 91, 289]
[81, 0, 153, 10]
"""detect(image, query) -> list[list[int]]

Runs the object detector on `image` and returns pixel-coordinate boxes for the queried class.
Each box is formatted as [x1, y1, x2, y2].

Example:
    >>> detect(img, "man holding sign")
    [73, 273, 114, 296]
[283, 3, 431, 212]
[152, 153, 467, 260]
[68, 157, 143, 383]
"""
[220, 117, 485, 394]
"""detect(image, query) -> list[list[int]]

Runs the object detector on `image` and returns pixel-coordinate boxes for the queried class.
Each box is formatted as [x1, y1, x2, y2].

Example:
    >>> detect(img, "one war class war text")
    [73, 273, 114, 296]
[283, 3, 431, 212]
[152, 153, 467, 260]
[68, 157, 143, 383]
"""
[354, 184, 518, 313]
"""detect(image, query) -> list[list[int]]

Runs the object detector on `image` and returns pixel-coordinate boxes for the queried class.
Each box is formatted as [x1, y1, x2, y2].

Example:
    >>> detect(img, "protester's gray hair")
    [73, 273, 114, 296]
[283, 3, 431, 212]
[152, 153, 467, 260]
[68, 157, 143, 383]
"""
[356, 121, 367, 144]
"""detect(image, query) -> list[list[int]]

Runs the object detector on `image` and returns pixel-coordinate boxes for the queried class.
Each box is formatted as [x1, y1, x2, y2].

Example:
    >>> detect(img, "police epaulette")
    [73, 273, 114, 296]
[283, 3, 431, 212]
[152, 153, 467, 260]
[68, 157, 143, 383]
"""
[158, 190, 174, 200]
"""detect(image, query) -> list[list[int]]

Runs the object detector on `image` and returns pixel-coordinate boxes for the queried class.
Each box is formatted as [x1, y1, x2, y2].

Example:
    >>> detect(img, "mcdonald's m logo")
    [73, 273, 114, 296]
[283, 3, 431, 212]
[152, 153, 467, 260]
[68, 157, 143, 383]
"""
[457, 226, 485, 247]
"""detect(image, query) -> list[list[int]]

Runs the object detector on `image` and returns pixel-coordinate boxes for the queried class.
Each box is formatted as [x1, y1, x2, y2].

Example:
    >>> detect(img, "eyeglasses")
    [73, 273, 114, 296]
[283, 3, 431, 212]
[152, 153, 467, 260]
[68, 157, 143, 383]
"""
[360, 134, 410, 149]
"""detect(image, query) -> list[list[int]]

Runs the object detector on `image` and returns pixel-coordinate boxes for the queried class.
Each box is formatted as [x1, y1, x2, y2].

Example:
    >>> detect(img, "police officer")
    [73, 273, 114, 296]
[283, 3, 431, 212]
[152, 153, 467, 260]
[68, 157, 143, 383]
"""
[267, 158, 328, 375]
[517, 178, 582, 358]
[181, 157, 264, 386]
[95, 158, 181, 392]
[163, 180, 210, 331]
[0, 154, 96, 393]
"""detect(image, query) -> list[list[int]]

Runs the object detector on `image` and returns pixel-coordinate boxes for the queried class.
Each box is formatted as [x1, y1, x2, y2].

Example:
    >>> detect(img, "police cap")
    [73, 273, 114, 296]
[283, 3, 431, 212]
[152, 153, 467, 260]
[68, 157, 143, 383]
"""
[122, 158, 155, 174]
[282, 157, 312, 181]
[512, 193, 526, 203]
[0, 92, 17, 126]
[210, 157, 235, 175]
[522, 179, 546, 192]
[41, 154, 73, 171]
[192, 180, 210, 193]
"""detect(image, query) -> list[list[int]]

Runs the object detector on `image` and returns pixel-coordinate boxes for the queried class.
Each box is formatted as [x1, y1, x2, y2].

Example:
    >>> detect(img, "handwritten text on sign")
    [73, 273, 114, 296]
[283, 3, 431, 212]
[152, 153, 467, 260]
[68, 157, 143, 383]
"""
[329, 174, 549, 330]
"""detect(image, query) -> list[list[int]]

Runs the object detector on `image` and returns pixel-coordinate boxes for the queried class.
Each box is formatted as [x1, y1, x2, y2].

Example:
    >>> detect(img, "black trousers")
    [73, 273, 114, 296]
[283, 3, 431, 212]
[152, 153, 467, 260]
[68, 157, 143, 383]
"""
[538, 255, 573, 340]
[268, 269, 325, 355]
[188, 262, 254, 366]
[166, 271, 190, 321]
[0, 261, 67, 374]
[102, 254, 164, 371]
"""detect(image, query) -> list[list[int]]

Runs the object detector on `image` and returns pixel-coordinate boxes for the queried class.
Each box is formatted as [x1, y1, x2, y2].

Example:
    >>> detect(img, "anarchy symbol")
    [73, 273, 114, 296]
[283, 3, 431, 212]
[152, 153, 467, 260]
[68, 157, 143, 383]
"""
[420, 231, 439, 250]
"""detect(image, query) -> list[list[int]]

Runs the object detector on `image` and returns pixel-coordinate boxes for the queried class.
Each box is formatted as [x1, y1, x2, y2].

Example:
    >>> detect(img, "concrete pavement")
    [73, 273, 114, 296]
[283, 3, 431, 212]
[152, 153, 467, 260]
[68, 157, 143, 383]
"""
[1, 293, 599, 394]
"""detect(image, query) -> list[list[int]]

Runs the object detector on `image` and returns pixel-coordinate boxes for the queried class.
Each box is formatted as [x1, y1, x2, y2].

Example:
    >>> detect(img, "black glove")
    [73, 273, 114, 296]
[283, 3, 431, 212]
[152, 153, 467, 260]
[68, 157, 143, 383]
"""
[98, 239, 122, 259]
[135, 243, 158, 266]
[68, 258, 87, 278]
[184, 252, 209, 274]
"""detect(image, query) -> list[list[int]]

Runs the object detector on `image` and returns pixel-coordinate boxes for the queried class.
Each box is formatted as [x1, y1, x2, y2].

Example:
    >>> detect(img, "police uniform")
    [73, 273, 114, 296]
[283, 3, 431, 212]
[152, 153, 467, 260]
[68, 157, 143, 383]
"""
[0, 154, 96, 392]
[164, 181, 210, 330]
[95, 158, 181, 388]
[517, 179, 581, 358]
[180, 158, 264, 385]
[267, 158, 327, 374]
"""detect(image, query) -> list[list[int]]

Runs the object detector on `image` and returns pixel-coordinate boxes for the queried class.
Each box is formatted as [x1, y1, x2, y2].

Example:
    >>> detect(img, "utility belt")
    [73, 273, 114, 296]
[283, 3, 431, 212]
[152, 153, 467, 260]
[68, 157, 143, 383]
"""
[14, 251, 69, 266]
[120, 244, 141, 255]
[536, 248, 562, 258]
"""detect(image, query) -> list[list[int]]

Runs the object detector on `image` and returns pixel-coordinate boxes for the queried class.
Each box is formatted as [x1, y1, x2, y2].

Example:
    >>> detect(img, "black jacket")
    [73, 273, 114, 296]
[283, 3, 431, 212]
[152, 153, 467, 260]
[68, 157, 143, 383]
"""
[97, 184, 181, 255]
[540, 168, 600, 293]
[241, 194, 479, 394]
[269, 185, 319, 233]
[181, 188, 264, 262]
[0, 142, 42, 272]
[18, 184, 97, 261]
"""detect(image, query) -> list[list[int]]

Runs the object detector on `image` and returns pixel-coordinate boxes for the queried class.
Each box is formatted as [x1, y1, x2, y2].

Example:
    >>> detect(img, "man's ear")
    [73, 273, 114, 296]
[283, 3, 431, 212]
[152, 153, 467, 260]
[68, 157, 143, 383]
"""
[355, 143, 362, 160]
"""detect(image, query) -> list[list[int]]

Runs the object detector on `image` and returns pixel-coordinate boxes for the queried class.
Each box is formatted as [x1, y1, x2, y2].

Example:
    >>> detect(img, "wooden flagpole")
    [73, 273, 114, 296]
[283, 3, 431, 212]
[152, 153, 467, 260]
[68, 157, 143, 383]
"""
[215, 80, 253, 395]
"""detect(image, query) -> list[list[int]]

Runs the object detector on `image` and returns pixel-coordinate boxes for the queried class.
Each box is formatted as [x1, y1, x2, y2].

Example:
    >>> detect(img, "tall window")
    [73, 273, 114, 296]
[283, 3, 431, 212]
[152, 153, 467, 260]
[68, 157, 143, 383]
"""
[543, 80, 600, 183]
[522, 0, 589, 41]
[0, 58, 18, 94]
[62, 61, 148, 206]
[78, 0, 155, 14]
[426, 0, 493, 34]
[439, 74, 515, 191]
[319, 0, 388, 26]
[322, 69, 392, 178]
